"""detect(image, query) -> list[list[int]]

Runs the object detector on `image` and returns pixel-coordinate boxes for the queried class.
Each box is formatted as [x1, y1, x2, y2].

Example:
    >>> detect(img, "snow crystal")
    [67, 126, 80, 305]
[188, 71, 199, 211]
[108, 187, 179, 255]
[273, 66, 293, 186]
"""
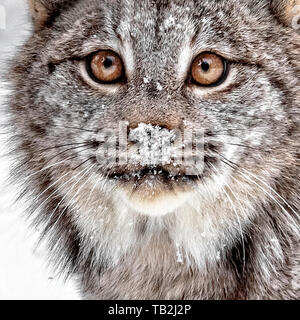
[156, 82, 163, 91]
[128, 123, 177, 166]
[143, 77, 150, 84]
[175, 243, 184, 264]
[164, 16, 175, 28]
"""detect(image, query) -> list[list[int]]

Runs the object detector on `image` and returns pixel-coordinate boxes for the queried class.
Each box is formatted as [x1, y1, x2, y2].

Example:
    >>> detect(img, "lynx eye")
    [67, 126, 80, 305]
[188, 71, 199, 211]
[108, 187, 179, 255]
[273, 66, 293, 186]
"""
[87, 50, 124, 84]
[190, 52, 227, 86]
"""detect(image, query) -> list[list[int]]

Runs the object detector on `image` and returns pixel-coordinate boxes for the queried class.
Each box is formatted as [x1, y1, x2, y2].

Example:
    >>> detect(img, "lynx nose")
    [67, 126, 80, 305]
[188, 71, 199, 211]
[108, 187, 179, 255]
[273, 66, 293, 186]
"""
[125, 116, 182, 152]
[128, 123, 177, 145]
[125, 113, 183, 132]
[127, 123, 179, 168]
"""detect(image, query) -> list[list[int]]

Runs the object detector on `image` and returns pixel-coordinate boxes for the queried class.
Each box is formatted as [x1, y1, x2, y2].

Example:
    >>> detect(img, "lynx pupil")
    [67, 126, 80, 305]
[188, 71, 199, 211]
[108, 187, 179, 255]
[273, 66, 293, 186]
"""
[201, 61, 210, 72]
[103, 57, 113, 68]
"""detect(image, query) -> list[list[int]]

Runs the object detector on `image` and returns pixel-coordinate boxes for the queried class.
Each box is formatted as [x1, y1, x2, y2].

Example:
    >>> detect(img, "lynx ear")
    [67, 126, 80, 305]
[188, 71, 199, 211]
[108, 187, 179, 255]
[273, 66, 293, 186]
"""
[28, 0, 50, 30]
[28, 0, 63, 30]
[271, 0, 300, 30]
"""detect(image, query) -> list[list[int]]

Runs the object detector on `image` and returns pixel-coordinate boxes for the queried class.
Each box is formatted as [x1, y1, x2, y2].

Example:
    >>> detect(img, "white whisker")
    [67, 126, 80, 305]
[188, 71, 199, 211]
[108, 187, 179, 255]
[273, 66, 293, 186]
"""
[45, 163, 95, 230]
[22, 159, 69, 181]
[31, 162, 92, 218]
[49, 163, 97, 232]
[237, 170, 299, 233]
[210, 162, 246, 271]
[83, 172, 99, 208]
[241, 168, 299, 218]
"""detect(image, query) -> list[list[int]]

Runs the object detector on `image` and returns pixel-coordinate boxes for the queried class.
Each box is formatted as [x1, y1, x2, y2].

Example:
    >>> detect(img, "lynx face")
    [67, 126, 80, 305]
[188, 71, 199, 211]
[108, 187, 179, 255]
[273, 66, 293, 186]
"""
[7, 0, 299, 297]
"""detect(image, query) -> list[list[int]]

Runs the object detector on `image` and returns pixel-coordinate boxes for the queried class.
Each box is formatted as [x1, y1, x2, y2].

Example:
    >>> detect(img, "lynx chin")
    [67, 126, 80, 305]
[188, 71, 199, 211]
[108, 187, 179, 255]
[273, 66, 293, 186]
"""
[5, 0, 300, 299]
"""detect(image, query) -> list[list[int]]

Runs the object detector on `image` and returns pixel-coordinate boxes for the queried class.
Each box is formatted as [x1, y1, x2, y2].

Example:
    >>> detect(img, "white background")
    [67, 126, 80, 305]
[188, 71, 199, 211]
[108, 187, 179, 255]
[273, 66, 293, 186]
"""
[0, 0, 79, 299]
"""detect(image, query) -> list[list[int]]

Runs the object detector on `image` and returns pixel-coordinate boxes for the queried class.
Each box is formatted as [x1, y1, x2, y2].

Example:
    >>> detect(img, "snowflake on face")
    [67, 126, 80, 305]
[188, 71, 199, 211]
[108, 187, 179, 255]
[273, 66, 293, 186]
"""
[128, 123, 176, 166]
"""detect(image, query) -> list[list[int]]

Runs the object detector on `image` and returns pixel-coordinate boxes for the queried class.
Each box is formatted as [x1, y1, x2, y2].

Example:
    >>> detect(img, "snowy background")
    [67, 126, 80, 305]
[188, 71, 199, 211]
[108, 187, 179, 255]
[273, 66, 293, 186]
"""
[0, 0, 79, 299]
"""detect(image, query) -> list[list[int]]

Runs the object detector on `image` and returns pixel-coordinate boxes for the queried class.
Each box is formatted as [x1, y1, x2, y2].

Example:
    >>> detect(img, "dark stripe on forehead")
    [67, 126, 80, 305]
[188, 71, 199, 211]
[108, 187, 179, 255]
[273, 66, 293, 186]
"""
[114, 0, 196, 75]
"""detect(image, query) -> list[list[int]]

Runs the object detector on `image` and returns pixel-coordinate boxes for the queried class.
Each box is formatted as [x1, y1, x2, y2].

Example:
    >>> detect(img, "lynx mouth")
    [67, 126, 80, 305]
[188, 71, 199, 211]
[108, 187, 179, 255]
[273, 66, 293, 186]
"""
[103, 154, 216, 188]
[111, 166, 200, 216]
[109, 167, 200, 183]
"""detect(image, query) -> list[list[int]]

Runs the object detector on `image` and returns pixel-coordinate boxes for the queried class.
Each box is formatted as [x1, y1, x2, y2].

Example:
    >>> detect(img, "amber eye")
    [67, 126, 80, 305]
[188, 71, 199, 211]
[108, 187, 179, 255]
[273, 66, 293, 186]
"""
[87, 50, 124, 84]
[190, 52, 227, 86]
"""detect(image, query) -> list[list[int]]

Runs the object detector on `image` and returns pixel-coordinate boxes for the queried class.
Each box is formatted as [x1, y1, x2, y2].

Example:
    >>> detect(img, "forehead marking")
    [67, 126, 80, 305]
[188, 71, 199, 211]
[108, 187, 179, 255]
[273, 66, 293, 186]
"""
[177, 44, 193, 80]
[120, 41, 135, 76]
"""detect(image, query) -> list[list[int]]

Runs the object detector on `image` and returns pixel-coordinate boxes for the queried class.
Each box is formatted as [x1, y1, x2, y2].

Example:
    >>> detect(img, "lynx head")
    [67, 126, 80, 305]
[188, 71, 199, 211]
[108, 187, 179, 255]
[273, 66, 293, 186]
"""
[7, 0, 299, 269]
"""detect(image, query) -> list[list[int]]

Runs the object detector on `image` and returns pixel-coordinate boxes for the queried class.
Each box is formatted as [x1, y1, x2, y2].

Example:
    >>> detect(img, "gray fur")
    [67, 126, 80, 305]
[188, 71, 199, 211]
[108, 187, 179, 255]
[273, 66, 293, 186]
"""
[5, 0, 300, 299]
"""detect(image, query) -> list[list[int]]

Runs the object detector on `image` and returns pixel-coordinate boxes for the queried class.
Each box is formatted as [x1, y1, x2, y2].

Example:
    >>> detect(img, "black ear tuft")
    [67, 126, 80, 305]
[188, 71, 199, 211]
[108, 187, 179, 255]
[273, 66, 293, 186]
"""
[270, 0, 300, 31]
